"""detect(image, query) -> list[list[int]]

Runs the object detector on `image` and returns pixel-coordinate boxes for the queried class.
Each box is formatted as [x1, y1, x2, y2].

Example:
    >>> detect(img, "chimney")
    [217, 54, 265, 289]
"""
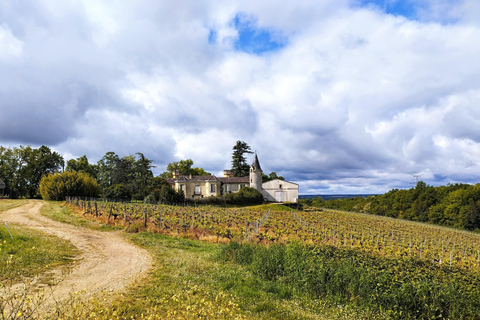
[173, 170, 183, 179]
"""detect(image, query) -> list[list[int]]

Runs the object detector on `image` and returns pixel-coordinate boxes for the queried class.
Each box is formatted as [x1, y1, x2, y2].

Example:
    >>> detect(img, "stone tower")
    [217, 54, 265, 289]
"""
[250, 153, 263, 191]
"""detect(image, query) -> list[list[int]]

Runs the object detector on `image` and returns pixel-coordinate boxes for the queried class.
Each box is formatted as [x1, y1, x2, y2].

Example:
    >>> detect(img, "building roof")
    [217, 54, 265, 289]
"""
[251, 153, 262, 172]
[0, 179, 5, 189]
[262, 179, 299, 188]
[167, 175, 249, 184]
[218, 176, 249, 183]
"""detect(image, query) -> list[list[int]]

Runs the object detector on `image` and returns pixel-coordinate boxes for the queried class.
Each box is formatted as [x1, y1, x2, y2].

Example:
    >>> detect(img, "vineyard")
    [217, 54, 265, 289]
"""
[66, 197, 480, 271]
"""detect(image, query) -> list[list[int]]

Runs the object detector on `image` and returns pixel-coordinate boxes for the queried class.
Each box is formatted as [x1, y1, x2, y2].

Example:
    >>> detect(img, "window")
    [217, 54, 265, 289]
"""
[180, 184, 184, 191]
[240, 184, 246, 189]
[210, 184, 215, 193]
[224, 184, 229, 192]
[195, 185, 201, 195]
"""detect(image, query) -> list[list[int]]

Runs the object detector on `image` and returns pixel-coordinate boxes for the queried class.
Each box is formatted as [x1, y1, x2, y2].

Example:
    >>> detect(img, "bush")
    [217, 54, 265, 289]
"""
[184, 187, 264, 206]
[233, 187, 263, 205]
[144, 194, 156, 204]
[104, 184, 132, 201]
[39, 171, 99, 201]
[158, 185, 184, 204]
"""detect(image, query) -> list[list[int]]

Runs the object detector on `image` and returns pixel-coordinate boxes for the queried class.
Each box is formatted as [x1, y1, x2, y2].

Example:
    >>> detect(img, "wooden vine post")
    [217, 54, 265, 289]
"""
[159, 207, 163, 228]
[124, 205, 127, 227]
[108, 203, 114, 221]
[144, 207, 148, 228]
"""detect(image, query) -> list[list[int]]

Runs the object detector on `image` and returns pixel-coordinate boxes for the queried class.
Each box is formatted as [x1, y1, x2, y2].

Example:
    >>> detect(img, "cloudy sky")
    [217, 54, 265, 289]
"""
[1, 0, 480, 195]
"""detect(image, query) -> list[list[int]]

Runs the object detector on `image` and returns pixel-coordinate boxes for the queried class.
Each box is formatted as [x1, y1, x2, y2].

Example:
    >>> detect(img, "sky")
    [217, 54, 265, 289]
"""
[1, 0, 480, 195]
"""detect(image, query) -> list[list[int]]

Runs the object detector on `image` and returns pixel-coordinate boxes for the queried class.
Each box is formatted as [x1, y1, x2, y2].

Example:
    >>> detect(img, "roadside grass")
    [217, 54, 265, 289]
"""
[0, 199, 29, 213]
[0, 222, 78, 282]
[40, 201, 120, 231]
[59, 232, 386, 320]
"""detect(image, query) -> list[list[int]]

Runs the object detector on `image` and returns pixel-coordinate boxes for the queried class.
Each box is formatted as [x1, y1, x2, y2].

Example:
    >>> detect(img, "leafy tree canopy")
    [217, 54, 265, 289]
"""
[301, 181, 480, 232]
[96, 152, 154, 200]
[262, 172, 285, 182]
[0, 145, 64, 198]
[160, 159, 210, 178]
[66, 155, 98, 179]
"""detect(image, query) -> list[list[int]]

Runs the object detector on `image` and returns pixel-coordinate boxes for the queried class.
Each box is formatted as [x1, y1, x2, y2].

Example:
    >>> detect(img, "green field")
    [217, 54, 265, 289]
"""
[4, 199, 480, 319]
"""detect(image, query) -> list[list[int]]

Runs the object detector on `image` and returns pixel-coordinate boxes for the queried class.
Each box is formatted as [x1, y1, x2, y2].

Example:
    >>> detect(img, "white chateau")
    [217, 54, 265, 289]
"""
[167, 154, 299, 203]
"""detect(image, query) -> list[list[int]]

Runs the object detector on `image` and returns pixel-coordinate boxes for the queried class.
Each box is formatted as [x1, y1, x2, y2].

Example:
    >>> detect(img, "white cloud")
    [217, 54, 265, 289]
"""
[1, 0, 480, 194]
[0, 24, 23, 61]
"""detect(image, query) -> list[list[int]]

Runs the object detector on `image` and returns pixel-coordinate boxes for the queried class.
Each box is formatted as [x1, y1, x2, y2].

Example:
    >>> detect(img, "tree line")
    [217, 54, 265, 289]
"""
[301, 181, 480, 231]
[1, 141, 276, 203]
[0, 145, 179, 201]
[0, 145, 64, 198]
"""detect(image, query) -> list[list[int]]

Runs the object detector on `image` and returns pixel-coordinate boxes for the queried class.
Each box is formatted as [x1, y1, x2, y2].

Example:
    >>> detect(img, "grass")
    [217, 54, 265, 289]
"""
[33, 201, 388, 319]
[13, 199, 480, 319]
[0, 202, 385, 320]
[56, 232, 386, 319]
[40, 201, 121, 231]
[220, 242, 480, 319]
[0, 199, 29, 213]
[0, 201, 79, 282]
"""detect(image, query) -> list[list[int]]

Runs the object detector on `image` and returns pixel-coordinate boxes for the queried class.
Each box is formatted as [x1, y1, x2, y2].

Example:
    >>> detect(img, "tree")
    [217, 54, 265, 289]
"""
[97, 152, 137, 197]
[146, 177, 170, 195]
[160, 159, 210, 178]
[133, 153, 155, 200]
[96, 152, 156, 200]
[157, 185, 185, 204]
[104, 184, 132, 201]
[66, 155, 99, 179]
[262, 172, 285, 182]
[0, 146, 20, 197]
[13, 145, 64, 198]
[231, 141, 253, 177]
[97, 151, 120, 194]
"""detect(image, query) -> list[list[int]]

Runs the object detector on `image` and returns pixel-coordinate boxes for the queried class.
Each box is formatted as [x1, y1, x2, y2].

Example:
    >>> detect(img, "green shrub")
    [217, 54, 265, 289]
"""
[235, 187, 263, 205]
[39, 171, 99, 201]
[104, 184, 132, 201]
[144, 194, 156, 204]
[157, 185, 184, 204]
[186, 187, 263, 206]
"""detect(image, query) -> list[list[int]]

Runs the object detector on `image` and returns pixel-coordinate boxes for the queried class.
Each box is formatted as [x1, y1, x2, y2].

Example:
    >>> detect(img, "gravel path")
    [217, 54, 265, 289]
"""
[1, 200, 152, 309]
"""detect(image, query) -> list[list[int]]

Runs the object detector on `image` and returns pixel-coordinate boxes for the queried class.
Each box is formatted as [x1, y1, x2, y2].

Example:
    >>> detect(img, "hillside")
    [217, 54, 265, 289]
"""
[302, 181, 480, 231]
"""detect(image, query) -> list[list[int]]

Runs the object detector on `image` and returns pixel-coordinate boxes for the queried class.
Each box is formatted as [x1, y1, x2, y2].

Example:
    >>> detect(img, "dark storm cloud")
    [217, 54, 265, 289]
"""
[2, 0, 480, 194]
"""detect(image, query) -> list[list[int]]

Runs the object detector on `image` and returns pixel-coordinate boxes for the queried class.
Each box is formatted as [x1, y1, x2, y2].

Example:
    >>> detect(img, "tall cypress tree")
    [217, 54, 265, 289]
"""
[231, 141, 253, 177]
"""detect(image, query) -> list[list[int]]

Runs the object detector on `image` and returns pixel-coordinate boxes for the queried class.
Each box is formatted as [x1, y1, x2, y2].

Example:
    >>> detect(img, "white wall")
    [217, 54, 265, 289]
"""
[261, 179, 299, 203]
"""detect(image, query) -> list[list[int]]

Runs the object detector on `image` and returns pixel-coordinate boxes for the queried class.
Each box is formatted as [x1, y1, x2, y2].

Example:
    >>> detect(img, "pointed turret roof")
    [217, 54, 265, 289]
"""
[251, 153, 262, 172]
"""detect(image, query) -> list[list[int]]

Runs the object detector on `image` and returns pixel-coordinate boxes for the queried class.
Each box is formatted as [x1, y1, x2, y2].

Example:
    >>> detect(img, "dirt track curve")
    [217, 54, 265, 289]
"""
[1, 200, 152, 306]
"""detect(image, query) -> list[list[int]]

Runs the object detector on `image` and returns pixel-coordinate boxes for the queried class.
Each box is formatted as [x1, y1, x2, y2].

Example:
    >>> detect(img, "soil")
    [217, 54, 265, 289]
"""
[1, 200, 153, 309]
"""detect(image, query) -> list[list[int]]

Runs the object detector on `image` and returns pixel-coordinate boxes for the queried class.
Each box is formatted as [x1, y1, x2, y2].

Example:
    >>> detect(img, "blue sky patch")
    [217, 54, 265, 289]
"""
[208, 30, 217, 44]
[232, 13, 285, 55]
[354, 0, 462, 24]
[355, 0, 421, 20]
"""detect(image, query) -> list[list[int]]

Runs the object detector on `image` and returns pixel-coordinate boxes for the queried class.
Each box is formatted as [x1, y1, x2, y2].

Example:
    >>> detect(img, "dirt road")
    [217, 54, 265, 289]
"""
[1, 200, 152, 306]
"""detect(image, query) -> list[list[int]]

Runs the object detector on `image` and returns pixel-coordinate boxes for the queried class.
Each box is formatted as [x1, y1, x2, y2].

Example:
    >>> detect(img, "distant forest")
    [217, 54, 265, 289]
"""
[300, 182, 480, 231]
